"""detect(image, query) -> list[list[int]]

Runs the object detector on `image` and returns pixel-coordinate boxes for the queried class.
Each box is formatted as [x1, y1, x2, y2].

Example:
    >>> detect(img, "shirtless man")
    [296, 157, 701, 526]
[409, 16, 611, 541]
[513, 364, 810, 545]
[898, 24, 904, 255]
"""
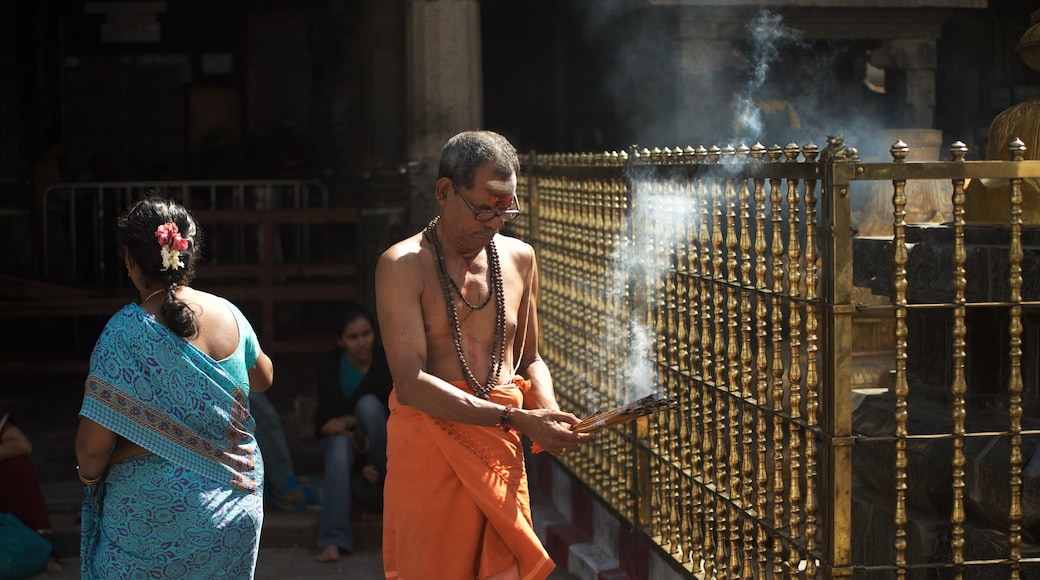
[376, 130, 592, 579]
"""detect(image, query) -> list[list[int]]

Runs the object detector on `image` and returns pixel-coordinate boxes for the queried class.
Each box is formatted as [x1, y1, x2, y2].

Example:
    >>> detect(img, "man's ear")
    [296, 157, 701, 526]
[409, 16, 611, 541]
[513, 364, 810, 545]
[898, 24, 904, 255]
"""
[434, 177, 454, 205]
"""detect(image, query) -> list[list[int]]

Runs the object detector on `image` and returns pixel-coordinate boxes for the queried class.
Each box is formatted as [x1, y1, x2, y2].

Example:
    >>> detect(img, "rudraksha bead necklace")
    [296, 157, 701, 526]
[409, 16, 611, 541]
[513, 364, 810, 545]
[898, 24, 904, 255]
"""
[423, 217, 506, 399]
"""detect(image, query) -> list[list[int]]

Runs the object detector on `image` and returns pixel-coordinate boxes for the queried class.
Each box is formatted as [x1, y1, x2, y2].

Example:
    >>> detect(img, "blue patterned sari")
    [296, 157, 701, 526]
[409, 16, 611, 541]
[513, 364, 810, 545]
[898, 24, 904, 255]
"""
[80, 301, 265, 579]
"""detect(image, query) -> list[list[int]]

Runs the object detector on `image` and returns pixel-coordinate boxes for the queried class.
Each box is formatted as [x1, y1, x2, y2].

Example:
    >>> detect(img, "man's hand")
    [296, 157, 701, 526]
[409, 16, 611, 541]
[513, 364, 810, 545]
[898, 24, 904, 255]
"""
[320, 415, 358, 436]
[513, 408, 594, 457]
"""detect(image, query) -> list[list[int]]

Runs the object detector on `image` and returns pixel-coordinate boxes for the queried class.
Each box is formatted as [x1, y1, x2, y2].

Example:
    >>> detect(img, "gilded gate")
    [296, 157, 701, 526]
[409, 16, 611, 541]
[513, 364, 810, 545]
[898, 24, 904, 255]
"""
[510, 139, 1040, 578]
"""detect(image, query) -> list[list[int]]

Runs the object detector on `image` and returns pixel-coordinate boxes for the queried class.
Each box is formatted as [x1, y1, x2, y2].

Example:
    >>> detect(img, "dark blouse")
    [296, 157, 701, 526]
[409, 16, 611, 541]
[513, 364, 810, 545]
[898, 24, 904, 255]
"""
[313, 343, 392, 439]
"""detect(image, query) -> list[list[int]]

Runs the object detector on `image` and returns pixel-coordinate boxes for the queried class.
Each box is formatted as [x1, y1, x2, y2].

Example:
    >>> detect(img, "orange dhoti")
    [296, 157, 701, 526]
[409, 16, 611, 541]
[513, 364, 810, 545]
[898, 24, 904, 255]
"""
[382, 377, 554, 580]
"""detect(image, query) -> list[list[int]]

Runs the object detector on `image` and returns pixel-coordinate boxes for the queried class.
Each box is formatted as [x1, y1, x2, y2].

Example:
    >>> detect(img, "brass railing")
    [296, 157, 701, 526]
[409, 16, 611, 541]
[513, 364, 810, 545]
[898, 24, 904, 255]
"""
[511, 140, 1040, 578]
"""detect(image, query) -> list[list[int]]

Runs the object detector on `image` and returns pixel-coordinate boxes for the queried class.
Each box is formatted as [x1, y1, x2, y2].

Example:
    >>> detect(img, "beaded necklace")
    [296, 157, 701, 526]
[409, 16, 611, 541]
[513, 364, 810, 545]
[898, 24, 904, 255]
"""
[424, 217, 505, 399]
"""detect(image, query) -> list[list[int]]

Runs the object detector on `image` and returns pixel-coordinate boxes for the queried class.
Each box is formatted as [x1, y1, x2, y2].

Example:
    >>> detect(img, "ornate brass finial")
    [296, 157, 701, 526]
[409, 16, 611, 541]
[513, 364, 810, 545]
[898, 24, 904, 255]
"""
[750, 142, 766, 161]
[890, 139, 910, 162]
[950, 141, 968, 161]
[708, 145, 722, 163]
[802, 142, 820, 162]
[736, 143, 750, 161]
[1009, 137, 1027, 161]
[783, 142, 800, 162]
[649, 147, 662, 165]
[767, 144, 783, 162]
[722, 144, 736, 162]
[695, 146, 709, 163]
[684, 146, 697, 164]
[674, 146, 686, 163]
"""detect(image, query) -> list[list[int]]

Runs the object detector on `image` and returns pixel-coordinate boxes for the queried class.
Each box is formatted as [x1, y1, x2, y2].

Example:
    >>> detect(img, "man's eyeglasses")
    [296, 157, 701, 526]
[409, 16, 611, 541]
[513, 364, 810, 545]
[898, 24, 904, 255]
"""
[452, 181, 522, 223]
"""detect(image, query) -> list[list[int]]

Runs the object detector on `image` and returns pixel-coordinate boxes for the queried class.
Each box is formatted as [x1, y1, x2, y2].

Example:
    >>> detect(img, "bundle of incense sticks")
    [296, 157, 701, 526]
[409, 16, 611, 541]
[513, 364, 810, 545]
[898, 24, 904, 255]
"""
[571, 394, 676, 434]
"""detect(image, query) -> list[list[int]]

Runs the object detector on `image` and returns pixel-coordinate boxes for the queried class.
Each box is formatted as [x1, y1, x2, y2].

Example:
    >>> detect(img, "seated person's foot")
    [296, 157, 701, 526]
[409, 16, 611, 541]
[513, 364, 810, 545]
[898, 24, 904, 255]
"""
[361, 463, 382, 485]
[316, 545, 341, 563]
[38, 530, 62, 573]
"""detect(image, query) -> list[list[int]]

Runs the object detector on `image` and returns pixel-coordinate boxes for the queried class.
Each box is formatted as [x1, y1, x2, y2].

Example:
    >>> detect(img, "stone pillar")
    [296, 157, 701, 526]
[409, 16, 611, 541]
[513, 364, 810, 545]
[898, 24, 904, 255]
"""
[676, 11, 745, 144]
[310, 0, 364, 206]
[404, 0, 483, 228]
[869, 39, 938, 128]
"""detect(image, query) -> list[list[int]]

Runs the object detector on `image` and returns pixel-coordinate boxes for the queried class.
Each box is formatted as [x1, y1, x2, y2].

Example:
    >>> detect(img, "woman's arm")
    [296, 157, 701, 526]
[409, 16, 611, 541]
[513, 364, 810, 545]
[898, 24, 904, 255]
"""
[249, 348, 274, 392]
[75, 417, 117, 480]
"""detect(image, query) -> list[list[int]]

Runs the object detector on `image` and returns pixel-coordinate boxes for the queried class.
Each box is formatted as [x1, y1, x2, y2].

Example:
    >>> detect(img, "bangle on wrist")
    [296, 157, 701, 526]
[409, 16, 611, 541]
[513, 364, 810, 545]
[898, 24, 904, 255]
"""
[77, 466, 102, 486]
[497, 404, 514, 432]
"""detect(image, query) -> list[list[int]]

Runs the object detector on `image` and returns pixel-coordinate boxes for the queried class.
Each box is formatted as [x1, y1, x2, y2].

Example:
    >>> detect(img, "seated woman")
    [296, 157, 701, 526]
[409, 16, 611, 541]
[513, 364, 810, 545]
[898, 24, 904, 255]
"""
[0, 411, 62, 574]
[314, 304, 392, 563]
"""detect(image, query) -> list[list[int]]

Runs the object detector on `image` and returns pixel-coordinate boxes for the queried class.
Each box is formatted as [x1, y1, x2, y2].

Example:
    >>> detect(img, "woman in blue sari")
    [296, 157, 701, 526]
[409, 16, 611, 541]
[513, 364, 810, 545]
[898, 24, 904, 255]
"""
[75, 195, 274, 579]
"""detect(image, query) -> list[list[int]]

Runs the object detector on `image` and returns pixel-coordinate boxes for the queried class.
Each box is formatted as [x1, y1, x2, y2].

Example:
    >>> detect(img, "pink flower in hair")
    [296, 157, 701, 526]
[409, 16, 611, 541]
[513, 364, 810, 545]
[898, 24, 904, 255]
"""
[155, 223, 175, 246]
[155, 221, 190, 270]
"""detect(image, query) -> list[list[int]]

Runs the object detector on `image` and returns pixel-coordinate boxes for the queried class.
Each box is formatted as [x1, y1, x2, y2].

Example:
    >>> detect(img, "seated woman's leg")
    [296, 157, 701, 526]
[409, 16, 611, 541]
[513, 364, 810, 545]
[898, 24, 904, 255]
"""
[317, 434, 356, 559]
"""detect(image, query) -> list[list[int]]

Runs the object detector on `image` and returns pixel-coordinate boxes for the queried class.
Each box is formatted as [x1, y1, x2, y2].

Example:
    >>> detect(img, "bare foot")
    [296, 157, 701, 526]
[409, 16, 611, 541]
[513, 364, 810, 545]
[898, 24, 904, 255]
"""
[46, 556, 62, 573]
[316, 545, 340, 563]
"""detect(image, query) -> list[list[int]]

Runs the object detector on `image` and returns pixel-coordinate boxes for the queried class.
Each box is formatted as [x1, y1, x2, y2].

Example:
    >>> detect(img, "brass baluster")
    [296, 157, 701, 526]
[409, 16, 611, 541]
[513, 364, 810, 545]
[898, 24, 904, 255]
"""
[688, 164, 707, 574]
[699, 156, 716, 497]
[1007, 138, 1025, 579]
[657, 455, 673, 548]
[738, 144, 762, 579]
[802, 141, 820, 578]
[700, 145, 721, 577]
[757, 143, 782, 575]
[712, 147, 731, 573]
[890, 139, 910, 580]
[770, 144, 795, 576]
[785, 143, 805, 572]
[725, 145, 744, 575]
[947, 141, 968, 579]
[666, 181, 681, 374]
[680, 471, 694, 568]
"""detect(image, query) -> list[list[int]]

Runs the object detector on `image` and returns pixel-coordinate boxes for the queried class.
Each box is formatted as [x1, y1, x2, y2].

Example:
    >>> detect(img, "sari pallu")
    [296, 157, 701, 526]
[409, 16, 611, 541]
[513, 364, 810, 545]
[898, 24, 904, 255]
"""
[382, 377, 555, 580]
[80, 304, 264, 579]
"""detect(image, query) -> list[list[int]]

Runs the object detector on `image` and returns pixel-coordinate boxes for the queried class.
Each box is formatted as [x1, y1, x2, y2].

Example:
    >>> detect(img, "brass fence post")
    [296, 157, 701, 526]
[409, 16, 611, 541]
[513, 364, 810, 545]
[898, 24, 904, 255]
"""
[819, 145, 856, 578]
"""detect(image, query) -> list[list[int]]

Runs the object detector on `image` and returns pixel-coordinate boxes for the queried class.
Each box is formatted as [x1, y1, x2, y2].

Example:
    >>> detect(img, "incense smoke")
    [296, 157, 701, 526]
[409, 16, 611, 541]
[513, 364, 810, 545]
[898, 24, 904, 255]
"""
[569, 5, 898, 406]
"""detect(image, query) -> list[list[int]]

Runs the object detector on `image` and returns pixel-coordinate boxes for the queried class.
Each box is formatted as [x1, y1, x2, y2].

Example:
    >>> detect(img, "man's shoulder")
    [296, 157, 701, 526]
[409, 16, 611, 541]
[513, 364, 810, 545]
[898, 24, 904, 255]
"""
[493, 235, 536, 284]
[494, 233, 533, 254]
[380, 231, 426, 262]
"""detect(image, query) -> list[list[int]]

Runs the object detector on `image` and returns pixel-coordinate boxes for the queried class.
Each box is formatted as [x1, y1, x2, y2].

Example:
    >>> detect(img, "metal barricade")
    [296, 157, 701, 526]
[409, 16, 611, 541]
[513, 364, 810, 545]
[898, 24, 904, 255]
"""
[30, 179, 358, 356]
[40, 179, 330, 282]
